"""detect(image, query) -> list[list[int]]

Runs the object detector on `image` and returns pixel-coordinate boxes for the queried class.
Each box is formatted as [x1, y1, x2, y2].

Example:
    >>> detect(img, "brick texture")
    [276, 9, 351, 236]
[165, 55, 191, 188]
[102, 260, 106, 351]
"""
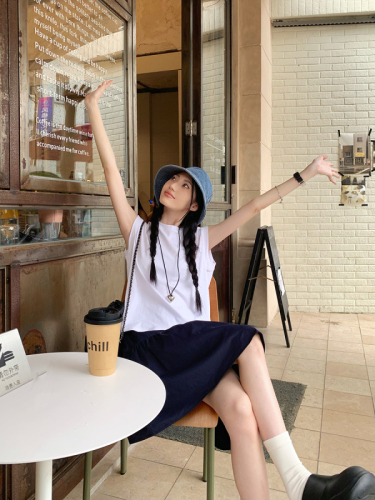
[271, 24, 375, 312]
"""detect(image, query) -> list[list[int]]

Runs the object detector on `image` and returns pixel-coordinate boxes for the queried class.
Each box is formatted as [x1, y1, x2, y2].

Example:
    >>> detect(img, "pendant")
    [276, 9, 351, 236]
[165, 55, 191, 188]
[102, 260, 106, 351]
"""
[167, 294, 175, 302]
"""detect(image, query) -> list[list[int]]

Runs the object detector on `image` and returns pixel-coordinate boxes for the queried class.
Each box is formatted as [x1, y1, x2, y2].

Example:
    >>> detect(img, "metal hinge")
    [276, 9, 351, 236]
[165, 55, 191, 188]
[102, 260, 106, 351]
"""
[231, 308, 236, 324]
[185, 120, 197, 136]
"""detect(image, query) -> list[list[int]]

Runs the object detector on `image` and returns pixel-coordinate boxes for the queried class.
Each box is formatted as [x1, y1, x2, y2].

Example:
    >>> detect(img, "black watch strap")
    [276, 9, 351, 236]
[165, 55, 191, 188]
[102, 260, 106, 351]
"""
[293, 172, 305, 186]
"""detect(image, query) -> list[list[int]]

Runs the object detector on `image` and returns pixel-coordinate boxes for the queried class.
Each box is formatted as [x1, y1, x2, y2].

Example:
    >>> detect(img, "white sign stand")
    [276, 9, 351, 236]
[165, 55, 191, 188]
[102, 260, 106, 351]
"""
[0, 329, 33, 398]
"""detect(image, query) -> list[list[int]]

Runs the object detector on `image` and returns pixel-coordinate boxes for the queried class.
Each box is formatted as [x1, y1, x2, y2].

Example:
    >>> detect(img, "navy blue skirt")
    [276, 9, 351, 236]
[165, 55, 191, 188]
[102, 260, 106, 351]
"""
[118, 320, 265, 446]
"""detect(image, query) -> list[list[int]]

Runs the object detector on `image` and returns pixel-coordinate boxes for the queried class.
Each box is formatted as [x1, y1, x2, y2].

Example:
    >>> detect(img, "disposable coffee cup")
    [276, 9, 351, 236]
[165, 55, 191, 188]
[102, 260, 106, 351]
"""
[84, 303, 124, 376]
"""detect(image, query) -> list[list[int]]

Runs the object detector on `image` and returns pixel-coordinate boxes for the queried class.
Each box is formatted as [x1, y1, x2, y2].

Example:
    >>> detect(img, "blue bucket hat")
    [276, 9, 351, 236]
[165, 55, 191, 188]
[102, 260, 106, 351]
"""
[154, 165, 213, 224]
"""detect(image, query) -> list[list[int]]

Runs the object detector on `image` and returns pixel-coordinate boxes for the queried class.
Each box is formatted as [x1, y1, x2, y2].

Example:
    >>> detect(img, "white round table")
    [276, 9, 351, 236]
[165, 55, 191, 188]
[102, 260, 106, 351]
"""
[0, 352, 166, 499]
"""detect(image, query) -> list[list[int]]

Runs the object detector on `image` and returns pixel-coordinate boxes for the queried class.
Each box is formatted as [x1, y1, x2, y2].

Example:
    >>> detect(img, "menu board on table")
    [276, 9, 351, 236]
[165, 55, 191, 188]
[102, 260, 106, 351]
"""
[0, 330, 33, 398]
[26, 0, 128, 185]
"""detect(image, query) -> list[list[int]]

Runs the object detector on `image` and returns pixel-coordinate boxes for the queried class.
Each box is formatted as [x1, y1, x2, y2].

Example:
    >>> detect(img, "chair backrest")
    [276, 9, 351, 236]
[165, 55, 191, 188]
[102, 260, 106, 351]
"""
[121, 276, 219, 322]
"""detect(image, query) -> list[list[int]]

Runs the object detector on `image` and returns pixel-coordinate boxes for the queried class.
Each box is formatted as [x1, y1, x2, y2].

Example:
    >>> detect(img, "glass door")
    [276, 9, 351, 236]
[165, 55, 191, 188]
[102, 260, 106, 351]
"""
[182, 0, 232, 321]
[201, 0, 230, 204]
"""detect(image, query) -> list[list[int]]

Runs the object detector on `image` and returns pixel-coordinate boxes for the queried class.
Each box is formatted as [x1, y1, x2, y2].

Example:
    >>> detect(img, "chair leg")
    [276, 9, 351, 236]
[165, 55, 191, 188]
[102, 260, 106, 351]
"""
[120, 438, 128, 475]
[207, 427, 215, 500]
[83, 451, 92, 500]
[203, 428, 208, 482]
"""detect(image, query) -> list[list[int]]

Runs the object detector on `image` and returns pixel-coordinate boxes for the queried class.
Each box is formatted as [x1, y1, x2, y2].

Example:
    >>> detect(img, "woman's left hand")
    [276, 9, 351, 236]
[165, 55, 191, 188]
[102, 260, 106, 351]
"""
[308, 155, 340, 185]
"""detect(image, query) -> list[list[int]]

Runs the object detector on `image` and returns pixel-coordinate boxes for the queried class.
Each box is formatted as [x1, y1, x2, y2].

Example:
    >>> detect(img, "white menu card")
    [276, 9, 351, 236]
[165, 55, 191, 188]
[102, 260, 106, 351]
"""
[0, 329, 33, 398]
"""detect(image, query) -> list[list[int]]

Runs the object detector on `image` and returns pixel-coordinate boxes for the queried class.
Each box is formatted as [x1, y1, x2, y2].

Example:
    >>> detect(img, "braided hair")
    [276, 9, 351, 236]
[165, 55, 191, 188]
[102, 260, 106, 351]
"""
[149, 177, 204, 313]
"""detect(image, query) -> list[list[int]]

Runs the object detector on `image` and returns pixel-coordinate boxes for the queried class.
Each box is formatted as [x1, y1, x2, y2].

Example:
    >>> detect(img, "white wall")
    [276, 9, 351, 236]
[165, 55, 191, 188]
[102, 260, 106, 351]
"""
[271, 0, 375, 18]
[271, 23, 375, 312]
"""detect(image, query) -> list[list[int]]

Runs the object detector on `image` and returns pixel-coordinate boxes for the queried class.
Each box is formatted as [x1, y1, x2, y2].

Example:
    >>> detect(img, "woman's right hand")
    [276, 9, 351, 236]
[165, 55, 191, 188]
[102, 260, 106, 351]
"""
[84, 80, 113, 109]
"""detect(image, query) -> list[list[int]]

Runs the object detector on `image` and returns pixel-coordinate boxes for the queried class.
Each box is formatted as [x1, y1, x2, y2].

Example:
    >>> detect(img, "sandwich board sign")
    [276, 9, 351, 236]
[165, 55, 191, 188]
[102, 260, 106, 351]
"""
[238, 226, 292, 348]
[0, 329, 33, 398]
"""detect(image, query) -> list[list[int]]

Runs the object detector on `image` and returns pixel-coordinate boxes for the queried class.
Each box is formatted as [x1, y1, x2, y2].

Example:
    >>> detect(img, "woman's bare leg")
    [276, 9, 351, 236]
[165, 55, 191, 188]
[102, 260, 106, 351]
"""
[230, 415, 269, 500]
[236, 333, 286, 440]
[203, 368, 270, 499]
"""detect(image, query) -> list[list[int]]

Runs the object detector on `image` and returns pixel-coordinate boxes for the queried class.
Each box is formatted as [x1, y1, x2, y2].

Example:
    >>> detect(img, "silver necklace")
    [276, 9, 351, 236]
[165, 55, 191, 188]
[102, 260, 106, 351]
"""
[157, 229, 181, 302]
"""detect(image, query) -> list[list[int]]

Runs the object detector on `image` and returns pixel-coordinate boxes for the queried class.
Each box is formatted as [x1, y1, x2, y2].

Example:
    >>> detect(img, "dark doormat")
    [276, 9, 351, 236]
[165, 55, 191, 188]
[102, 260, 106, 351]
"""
[157, 379, 306, 463]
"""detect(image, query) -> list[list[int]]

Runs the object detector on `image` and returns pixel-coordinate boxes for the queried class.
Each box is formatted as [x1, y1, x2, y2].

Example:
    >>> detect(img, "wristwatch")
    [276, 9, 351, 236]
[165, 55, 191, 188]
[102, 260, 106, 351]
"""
[293, 172, 305, 186]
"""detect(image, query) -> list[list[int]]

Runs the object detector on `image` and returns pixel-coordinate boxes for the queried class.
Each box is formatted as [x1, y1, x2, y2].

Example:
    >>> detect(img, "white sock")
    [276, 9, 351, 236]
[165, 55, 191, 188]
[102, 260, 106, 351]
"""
[264, 431, 311, 500]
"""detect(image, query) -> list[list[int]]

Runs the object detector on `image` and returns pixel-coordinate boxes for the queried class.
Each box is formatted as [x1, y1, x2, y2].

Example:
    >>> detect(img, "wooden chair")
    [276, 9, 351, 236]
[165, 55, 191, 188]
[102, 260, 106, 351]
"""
[83, 277, 234, 500]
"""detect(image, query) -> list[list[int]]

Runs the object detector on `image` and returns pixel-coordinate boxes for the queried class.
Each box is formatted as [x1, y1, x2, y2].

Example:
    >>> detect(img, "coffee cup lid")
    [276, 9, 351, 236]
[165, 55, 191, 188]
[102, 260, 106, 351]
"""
[84, 302, 124, 325]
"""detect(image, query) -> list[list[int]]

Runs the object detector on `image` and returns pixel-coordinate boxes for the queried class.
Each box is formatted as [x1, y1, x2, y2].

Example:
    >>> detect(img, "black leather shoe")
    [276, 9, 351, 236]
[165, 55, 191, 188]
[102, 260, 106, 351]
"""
[302, 466, 375, 500]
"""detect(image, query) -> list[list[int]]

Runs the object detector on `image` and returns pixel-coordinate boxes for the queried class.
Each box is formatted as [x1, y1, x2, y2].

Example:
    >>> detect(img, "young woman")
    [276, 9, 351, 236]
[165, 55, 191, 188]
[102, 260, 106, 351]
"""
[85, 81, 375, 500]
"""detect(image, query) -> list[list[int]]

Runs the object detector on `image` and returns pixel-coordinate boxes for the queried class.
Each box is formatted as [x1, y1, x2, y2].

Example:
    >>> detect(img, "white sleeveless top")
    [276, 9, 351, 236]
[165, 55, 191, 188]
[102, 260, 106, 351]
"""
[121, 215, 216, 333]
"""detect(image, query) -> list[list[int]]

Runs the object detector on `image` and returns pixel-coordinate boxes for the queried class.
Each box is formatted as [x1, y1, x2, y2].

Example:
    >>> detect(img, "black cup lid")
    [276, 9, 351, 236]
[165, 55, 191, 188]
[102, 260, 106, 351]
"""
[84, 302, 124, 325]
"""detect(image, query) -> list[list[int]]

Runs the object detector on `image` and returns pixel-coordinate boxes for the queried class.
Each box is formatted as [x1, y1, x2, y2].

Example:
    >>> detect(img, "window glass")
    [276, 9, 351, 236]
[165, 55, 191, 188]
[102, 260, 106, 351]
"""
[25, 0, 128, 187]
[201, 210, 227, 227]
[0, 207, 121, 246]
[201, 0, 227, 203]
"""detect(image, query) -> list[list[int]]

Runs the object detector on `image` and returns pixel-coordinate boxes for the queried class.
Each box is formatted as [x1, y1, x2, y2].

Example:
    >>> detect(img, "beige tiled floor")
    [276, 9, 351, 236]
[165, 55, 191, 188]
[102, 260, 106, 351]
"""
[65, 313, 375, 500]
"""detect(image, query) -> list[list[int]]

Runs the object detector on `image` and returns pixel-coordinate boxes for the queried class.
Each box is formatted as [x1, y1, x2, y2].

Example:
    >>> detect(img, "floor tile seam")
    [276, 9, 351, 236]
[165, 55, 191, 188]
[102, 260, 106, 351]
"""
[129, 454, 186, 471]
[86, 456, 122, 498]
[182, 445, 198, 470]
[320, 403, 375, 419]
[279, 336, 292, 380]
[327, 347, 366, 356]
[131, 446, 229, 477]
[183, 464, 235, 482]
[163, 467, 185, 500]
[317, 340, 329, 465]
[95, 492, 127, 500]
[285, 363, 326, 375]
[289, 353, 327, 363]
[325, 369, 369, 382]
[326, 356, 367, 367]
[300, 401, 374, 420]
[320, 430, 375, 446]
[325, 368, 372, 387]
[327, 373, 370, 384]
[295, 331, 329, 340]
[370, 376, 375, 414]
[328, 337, 365, 344]
[324, 388, 372, 399]
[318, 440, 375, 475]
[318, 425, 375, 443]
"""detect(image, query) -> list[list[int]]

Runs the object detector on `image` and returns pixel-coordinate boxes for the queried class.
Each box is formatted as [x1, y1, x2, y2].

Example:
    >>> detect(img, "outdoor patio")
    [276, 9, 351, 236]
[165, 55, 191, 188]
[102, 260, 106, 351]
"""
[65, 312, 375, 500]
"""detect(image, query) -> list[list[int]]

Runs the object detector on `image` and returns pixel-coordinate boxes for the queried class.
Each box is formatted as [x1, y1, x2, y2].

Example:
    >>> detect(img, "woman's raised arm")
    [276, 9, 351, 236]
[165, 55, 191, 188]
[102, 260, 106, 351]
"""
[208, 155, 339, 250]
[84, 81, 137, 247]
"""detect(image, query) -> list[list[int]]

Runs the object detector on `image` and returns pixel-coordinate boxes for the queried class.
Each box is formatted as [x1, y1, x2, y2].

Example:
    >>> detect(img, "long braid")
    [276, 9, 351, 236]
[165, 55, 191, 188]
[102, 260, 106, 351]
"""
[149, 203, 163, 283]
[182, 220, 202, 313]
[179, 180, 204, 313]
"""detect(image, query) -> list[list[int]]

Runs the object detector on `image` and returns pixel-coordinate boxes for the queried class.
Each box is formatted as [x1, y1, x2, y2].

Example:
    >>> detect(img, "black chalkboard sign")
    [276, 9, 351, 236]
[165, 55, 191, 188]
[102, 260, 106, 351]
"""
[238, 226, 292, 347]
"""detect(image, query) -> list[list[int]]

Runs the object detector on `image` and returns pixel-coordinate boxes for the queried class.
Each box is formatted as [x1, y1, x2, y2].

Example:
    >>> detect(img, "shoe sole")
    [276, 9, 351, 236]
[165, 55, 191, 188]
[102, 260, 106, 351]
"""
[337, 472, 375, 500]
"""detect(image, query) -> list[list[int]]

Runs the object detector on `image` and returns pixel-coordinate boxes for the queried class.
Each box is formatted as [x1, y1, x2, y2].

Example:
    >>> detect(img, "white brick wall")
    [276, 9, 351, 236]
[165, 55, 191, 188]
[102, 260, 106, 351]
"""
[271, 0, 375, 18]
[272, 24, 375, 312]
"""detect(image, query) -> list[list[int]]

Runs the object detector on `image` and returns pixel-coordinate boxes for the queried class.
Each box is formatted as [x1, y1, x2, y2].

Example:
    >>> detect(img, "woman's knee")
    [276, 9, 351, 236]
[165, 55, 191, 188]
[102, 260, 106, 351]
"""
[252, 332, 265, 351]
[222, 395, 259, 436]
[238, 332, 264, 362]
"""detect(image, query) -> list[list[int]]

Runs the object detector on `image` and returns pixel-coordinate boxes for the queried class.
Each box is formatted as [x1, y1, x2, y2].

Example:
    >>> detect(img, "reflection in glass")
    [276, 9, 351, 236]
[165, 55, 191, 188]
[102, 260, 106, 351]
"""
[202, 0, 226, 203]
[201, 210, 227, 227]
[26, 0, 128, 186]
[0, 207, 121, 246]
